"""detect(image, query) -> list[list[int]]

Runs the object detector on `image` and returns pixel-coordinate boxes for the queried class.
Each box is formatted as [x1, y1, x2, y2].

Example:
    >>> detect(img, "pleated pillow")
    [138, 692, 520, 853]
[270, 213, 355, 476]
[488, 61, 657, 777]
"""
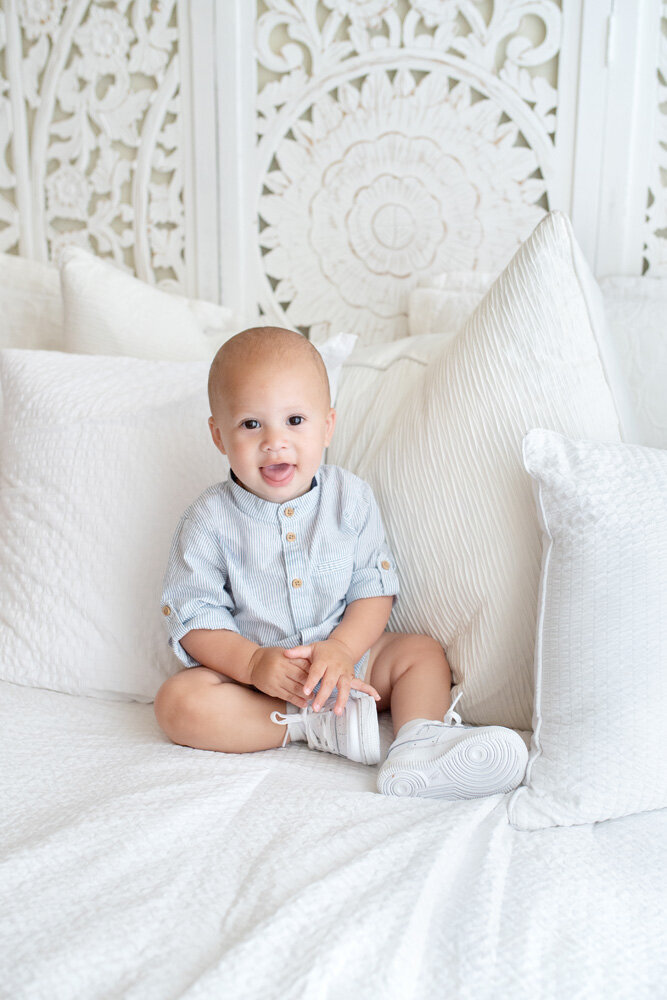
[328, 212, 631, 730]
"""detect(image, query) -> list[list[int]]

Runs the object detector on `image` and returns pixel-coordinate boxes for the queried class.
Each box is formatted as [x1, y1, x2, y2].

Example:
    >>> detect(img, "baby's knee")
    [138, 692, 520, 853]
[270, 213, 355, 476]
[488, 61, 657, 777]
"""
[154, 669, 212, 745]
[407, 634, 451, 677]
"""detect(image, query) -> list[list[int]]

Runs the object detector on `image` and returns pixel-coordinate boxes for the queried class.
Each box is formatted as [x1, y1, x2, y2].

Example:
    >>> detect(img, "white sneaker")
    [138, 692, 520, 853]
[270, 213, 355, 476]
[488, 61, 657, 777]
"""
[270, 690, 381, 765]
[377, 694, 528, 799]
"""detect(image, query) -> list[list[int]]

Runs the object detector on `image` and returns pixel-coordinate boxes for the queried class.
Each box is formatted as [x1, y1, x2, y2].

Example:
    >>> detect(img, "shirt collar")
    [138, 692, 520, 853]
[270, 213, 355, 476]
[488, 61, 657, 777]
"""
[227, 467, 320, 523]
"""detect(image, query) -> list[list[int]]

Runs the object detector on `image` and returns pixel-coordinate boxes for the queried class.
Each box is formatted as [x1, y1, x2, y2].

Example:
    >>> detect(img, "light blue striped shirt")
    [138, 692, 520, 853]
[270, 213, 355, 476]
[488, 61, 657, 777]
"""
[161, 464, 399, 675]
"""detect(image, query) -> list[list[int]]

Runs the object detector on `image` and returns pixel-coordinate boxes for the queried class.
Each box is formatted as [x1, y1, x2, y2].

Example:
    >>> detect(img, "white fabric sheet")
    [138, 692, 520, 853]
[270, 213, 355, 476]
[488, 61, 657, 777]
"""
[2, 679, 664, 999]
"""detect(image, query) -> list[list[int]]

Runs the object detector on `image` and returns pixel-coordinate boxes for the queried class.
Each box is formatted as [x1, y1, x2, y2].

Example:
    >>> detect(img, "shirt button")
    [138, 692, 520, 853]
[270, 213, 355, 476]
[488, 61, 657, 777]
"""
[286, 532, 296, 542]
[292, 578, 302, 588]
[284, 507, 294, 517]
[162, 605, 171, 616]
[381, 560, 390, 570]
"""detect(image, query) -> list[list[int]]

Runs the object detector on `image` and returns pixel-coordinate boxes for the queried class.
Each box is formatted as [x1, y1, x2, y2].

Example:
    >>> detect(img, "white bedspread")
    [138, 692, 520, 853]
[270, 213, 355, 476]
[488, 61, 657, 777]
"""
[2, 680, 665, 999]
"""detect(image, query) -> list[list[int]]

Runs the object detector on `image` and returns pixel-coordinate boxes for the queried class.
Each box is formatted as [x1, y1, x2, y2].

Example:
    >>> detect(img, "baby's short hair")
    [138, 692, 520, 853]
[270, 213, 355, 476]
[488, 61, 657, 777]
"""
[208, 326, 330, 413]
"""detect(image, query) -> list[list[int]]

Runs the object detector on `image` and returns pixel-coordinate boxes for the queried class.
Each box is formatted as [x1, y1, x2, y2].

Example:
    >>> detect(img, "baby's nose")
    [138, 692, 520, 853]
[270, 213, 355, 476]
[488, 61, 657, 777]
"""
[262, 429, 286, 451]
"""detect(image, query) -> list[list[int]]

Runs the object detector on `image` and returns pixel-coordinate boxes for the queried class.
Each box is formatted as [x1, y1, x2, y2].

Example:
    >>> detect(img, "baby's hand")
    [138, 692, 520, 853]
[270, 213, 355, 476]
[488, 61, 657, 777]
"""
[284, 639, 380, 715]
[249, 647, 311, 708]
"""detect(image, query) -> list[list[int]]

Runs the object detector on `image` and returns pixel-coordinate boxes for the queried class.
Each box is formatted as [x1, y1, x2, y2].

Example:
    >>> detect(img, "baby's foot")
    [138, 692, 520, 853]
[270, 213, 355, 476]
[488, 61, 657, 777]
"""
[377, 695, 528, 799]
[271, 690, 381, 765]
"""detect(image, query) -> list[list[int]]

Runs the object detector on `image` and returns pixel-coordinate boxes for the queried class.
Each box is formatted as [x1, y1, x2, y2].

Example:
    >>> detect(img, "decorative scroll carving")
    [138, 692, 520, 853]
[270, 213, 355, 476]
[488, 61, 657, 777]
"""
[0, 0, 184, 287]
[256, 0, 561, 340]
[645, 0, 667, 276]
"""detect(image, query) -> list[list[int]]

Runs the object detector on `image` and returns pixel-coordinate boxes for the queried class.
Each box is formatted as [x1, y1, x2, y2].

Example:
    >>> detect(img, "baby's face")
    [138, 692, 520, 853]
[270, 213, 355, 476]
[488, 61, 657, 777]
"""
[208, 355, 335, 502]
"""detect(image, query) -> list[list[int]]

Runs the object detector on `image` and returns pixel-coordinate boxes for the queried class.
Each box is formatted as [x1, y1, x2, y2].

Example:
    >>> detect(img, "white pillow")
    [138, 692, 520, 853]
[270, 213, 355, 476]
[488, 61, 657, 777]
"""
[0, 253, 63, 351]
[408, 271, 495, 338]
[0, 336, 354, 701]
[329, 211, 627, 731]
[508, 429, 667, 829]
[60, 247, 248, 361]
[317, 332, 358, 407]
[599, 276, 667, 449]
[0, 350, 219, 700]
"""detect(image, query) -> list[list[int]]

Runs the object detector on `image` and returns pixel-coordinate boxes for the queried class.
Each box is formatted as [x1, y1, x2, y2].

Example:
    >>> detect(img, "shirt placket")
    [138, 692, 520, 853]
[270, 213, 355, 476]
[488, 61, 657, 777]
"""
[279, 502, 310, 635]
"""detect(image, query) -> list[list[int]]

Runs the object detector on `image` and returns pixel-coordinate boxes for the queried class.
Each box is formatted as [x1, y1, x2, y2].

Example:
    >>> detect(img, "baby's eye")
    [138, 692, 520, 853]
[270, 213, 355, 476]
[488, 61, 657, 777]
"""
[242, 419, 259, 430]
[288, 416, 304, 426]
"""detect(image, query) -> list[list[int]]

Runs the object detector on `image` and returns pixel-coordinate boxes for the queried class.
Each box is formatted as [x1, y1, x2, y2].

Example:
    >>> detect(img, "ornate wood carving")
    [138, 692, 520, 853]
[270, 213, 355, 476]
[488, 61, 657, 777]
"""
[645, 0, 667, 275]
[255, 0, 561, 340]
[0, 0, 184, 287]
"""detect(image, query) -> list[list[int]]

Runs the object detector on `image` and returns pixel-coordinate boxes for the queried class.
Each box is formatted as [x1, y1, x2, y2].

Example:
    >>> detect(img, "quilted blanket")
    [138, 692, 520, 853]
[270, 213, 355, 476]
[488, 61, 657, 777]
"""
[2, 680, 664, 999]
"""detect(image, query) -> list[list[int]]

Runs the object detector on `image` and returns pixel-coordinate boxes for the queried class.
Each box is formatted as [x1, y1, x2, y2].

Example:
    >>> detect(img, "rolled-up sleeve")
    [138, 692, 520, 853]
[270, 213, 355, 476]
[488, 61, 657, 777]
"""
[345, 485, 400, 605]
[160, 514, 238, 667]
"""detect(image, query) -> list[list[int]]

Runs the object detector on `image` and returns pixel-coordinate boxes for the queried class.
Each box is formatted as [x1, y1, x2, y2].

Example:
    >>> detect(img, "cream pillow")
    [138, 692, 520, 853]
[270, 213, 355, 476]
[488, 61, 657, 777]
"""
[329, 212, 628, 731]
[0, 336, 354, 701]
[60, 247, 248, 361]
[408, 271, 495, 338]
[599, 276, 667, 449]
[508, 429, 667, 829]
[0, 253, 63, 350]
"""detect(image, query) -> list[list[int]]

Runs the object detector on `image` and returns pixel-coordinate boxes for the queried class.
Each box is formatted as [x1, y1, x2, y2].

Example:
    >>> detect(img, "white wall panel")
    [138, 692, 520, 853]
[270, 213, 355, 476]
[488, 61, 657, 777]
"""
[0, 1, 665, 311]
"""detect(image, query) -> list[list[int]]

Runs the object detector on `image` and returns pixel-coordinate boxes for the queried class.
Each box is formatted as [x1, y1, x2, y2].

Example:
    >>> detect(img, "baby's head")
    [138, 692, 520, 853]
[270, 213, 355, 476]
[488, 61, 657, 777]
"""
[207, 326, 336, 502]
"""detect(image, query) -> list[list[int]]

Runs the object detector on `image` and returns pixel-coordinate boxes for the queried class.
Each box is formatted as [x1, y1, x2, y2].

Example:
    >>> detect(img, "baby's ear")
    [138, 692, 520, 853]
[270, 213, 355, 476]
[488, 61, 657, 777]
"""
[208, 416, 227, 456]
[324, 407, 336, 445]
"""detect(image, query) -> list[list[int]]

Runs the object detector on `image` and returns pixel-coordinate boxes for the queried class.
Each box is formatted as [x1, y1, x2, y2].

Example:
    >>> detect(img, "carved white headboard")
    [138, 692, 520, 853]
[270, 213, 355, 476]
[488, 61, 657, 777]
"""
[1, 0, 665, 343]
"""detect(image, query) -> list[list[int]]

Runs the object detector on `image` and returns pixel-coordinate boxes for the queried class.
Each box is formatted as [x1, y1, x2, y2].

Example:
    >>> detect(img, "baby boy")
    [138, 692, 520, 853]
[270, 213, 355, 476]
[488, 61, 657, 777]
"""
[155, 326, 527, 798]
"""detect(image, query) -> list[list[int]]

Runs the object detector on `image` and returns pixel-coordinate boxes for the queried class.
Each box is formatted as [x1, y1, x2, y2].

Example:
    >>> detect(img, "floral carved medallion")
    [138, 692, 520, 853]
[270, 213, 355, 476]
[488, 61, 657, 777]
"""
[256, 1, 560, 340]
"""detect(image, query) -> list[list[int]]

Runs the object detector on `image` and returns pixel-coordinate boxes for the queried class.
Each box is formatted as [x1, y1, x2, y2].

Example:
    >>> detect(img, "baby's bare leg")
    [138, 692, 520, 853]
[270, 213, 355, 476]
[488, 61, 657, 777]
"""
[365, 633, 452, 736]
[154, 667, 289, 753]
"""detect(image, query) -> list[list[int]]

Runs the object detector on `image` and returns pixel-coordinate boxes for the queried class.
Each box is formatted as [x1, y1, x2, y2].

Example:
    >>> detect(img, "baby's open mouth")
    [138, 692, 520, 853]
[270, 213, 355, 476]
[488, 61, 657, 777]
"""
[260, 463, 295, 485]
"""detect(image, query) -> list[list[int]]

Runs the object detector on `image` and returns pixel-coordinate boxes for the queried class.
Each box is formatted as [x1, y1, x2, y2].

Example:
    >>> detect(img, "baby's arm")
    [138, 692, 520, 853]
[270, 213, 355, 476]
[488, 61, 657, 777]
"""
[328, 594, 394, 664]
[180, 628, 258, 683]
[181, 629, 311, 708]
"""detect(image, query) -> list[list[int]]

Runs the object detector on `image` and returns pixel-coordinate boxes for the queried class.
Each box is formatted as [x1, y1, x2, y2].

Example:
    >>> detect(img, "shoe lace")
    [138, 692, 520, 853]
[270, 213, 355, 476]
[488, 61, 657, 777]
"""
[269, 712, 289, 747]
[303, 705, 337, 753]
[270, 701, 338, 752]
[443, 690, 464, 728]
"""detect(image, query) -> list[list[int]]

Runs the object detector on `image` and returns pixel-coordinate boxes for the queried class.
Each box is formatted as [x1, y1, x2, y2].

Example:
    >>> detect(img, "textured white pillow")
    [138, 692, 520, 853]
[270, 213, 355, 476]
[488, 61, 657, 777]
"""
[508, 429, 667, 829]
[0, 349, 221, 700]
[0, 336, 354, 701]
[60, 247, 248, 361]
[0, 253, 63, 351]
[329, 212, 626, 730]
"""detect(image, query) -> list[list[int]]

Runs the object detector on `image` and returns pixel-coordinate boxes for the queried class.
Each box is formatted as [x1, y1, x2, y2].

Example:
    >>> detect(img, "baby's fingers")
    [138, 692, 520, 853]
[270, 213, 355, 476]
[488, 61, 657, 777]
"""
[286, 686, 309, 709]
[350, 679, 381, 702]
[303, 663, 325, 697]
[289, 658, 311, 672]
[333, 676, 352, 716]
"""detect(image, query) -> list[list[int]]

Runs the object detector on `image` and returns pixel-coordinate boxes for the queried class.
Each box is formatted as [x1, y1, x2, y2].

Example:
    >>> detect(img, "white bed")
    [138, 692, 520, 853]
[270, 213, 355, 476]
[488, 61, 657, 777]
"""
[1, 214, 667, 999]
[2, 4, 667, 990]
[3, 680, 665, 1000]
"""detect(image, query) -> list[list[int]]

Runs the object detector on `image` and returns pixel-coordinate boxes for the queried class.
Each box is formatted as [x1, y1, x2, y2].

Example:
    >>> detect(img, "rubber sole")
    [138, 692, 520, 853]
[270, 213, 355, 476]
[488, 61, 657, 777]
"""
[377, 727, 528, 799]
